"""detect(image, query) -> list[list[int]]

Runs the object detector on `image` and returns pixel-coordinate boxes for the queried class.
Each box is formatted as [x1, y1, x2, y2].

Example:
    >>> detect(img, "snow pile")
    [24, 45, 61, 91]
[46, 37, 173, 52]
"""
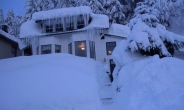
[0, 29, 27, 49]
[113, 55, 184, 110]
[106, 23, 130, 38]
[32, 6, 92, 21]
[112, 40, 146, 78]
[0, 53, 103, 110]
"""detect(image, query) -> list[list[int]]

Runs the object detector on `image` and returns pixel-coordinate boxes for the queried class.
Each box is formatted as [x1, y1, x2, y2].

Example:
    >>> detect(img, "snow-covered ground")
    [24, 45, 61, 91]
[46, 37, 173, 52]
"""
[1, 50, 184, 110]
[0, 53, 108, 110]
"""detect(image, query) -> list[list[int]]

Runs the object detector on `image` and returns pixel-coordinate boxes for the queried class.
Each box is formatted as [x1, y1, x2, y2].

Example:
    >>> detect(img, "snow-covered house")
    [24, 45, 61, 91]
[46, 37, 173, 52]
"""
[0, 28, 26, 59]
[20, 6, 130, 73]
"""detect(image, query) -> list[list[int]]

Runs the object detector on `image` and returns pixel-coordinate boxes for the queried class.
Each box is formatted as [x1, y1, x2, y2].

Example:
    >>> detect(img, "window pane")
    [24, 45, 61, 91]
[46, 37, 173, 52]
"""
[75, 41, 86, 57]
[106, 42, 116, 55]
[90, 41, 96, 59]
[55, 45, 61, 53]
[41, 44, 51, 54]
[68, 43, 72, 54]
[46, 25, 53, 33]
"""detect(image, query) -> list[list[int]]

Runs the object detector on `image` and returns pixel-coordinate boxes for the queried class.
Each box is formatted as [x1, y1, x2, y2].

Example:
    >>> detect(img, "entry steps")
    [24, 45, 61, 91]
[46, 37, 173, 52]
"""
[100, 83, 113, 104]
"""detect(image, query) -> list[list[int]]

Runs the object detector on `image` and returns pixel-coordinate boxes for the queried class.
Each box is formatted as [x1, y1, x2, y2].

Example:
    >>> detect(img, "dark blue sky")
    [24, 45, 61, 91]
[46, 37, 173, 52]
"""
[0, 0, 26, 17]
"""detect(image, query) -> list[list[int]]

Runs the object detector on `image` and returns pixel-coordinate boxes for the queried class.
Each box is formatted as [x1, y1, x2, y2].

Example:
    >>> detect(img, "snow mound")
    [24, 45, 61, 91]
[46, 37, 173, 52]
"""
[114, 56, 184, 110]
[0, 53, 103, 110]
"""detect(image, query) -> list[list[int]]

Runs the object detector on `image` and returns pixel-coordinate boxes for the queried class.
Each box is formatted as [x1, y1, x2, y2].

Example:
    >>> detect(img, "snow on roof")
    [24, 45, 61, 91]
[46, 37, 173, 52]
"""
[20, 8, 109, 38]
[0, 29, 27, 49]
[106, 23, 130, 38]
[32, 6, 92, 21]
[81, 14, 109, 29]
[20, 20, 46, 38]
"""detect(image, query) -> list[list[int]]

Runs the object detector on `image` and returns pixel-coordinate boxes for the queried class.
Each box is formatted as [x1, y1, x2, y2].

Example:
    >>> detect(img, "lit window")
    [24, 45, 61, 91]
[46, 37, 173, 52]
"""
[90, 41, 96, 59]
[75, 41, 86, 57]
[55, 45, 61, 53]
[106, 42, 116, 55]
[41, 44, 52, 54]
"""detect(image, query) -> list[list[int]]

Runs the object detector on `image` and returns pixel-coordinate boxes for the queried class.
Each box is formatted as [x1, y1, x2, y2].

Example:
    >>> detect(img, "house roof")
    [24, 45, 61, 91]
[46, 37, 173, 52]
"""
[20, 6, 109, 38]
[106, 23, 130, 38]
[0, 29, 27, 49]
[32, 6, 92, 21]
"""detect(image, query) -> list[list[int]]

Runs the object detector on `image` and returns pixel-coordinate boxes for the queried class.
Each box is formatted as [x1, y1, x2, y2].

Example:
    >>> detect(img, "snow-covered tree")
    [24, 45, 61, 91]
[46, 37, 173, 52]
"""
[127, 0, 184, 57]
[104, 0, 126, 24]
[0, 9, 4, 28]
[5, 10, 25, 38]
[85, 0, 104, 14]
[156, 0, 184, 27]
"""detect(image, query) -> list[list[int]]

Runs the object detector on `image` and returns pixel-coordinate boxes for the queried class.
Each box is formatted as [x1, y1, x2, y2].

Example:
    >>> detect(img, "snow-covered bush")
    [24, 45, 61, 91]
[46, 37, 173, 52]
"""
[127, 0, 184, 57]
[113, 55, 184, 110]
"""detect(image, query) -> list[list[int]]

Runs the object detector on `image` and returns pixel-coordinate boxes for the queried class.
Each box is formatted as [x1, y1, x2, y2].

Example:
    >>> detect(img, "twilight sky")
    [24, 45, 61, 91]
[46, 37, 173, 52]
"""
[0, 0, 26, 17]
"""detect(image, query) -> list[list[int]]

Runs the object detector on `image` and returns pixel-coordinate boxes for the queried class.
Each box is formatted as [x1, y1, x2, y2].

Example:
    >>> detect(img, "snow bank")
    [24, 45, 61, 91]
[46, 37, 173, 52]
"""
[0, 29, 27, 49]
[0, 53, 103, 110]
[112, 40, 146, 78]
[113, 55, 184, 110]
[106, 23, 130, 38]
[32, 6, 92, 21]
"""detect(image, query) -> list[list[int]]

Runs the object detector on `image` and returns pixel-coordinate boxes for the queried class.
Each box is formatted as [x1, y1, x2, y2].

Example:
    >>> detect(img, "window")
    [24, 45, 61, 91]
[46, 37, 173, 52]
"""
[11, 46, 17, 57]
[41, 44, 52, 54]
[77, 15, 85, 29]
[75, 41, 86, 57]
[46, 25, 53, 33]
[106, 42, 116, 55]
[66, 17, 74, 31]
[56, 24, 63, 32]
[68, 43, 72, 54]
[55, 45, 61, 53]
[90, 41, 96, 59]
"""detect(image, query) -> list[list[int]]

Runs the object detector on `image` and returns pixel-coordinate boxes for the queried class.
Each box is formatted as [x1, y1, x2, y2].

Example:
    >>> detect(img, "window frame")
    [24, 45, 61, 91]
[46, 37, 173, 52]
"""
[89, 41, 96, 59]
[55, 44, 61, 53]
[106, 42, 116, 55]
[41, 44, 52, 54]
[75, 40, 87, 57]
[45, 25, 53, 33]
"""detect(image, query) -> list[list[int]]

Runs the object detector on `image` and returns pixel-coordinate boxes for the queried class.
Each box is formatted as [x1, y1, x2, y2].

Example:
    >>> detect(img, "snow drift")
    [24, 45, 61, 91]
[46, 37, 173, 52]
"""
[0, 53, 104, 110]
[113, 55, 184, 110]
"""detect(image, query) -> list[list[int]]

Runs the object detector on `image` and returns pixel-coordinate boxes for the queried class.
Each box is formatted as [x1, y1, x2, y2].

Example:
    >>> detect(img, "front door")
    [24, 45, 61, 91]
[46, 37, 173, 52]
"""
[109, 59, 115, 82]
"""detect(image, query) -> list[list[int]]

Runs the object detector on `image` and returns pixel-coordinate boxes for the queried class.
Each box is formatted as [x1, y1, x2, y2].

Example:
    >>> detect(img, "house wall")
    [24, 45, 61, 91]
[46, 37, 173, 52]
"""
[0, 36, 22, 60]
[97, 35, 126, 65]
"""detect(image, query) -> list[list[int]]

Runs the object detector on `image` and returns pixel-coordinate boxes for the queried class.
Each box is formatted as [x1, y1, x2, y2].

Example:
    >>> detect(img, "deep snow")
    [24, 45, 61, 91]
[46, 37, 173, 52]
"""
[0, 53, 107, 110]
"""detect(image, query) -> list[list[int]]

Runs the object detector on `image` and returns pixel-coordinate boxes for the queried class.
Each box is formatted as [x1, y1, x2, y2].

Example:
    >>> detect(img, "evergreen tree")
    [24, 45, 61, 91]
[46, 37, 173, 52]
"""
[5, 10, 25, 38]
[86, 0, 105, 14]
[104, 0, 126, 24]
[156, 0, 184, 27]
[127, 0, 184, 57]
